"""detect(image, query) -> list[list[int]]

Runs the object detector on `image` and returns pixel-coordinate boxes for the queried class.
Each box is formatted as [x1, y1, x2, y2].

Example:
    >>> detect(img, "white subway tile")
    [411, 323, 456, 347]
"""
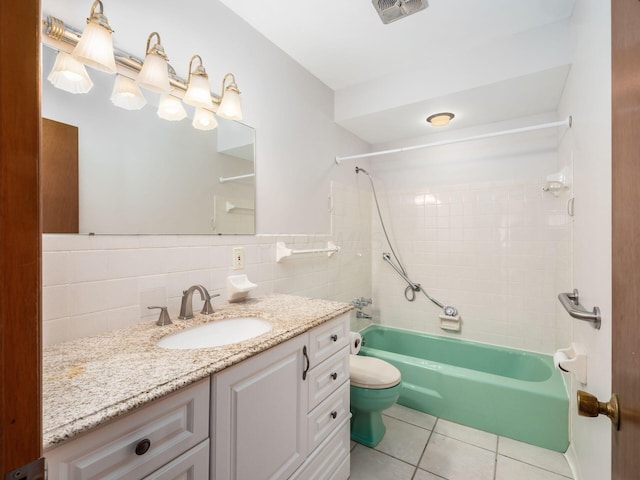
[43, 252, 69, 286]
[68, 282, 108, 316]
[43, 285, 69, 321]
[69, 250, 108, 283]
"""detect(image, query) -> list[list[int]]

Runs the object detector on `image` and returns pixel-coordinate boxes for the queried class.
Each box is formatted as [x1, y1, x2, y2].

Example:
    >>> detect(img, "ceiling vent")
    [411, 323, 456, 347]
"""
[372, 0, 428, 24]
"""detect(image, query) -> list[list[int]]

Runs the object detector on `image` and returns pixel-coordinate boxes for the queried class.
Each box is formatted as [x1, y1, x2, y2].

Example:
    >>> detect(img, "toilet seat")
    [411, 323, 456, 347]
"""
[350, 355, 401, 389]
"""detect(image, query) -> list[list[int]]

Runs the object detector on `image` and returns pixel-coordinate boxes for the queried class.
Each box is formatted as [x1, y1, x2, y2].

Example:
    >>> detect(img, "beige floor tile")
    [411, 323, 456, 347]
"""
[374, 416, 432, 465]
[434, 419, 498, 452]
[498, 437, 572, 477]
[496, 455, 573, 480]
[413, 469, 446, 480]
[384, 403, 437, 430]
[419, 433, 495, 480]
[350, 444, 415, 480]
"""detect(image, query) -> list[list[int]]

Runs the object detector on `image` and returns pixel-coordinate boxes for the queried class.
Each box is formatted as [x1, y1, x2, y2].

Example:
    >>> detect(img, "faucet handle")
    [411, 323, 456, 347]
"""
[351, 297, 373, 309]
[148, 306, 172, 326]
[201, 293, 220, 315]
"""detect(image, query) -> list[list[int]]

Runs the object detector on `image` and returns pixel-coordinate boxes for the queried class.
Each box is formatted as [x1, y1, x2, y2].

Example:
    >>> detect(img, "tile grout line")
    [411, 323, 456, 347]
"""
[496, 452, 574, 479]
[410, 418, 439, 479]
[493, 436, 499, 480]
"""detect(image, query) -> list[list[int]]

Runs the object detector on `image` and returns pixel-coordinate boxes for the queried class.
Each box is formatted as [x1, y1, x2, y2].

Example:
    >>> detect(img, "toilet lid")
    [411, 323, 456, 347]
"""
[350, 355, 401, 389]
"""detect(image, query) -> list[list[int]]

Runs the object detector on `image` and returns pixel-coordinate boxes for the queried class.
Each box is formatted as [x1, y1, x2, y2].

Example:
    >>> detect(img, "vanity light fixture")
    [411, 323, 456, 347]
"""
[157, 93, 187, 121]
[72, 0, 117, 74]
[192, 107, 218, 131]
[110, 74, 147, 110]
[137, 32, 171, 93]
[47, 51, 94, 94]
[43, 16, 245, 123]
[183, 55, 215, 109]
[426, 112, 455, 127]
[217, 73, 243, 121]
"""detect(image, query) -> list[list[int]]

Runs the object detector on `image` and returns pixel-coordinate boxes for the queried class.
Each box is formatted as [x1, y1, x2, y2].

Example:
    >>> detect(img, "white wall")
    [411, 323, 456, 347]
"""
[558, 0, 612, 478]
[366, 114, 572, 353]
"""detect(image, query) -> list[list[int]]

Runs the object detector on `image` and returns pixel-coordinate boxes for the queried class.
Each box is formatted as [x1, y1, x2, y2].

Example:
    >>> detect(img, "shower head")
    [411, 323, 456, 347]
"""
[355, 166, 369, 176]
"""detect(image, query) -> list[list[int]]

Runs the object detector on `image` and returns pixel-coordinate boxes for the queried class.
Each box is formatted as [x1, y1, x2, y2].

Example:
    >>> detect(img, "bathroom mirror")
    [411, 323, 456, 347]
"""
[41, 45, 255, 235]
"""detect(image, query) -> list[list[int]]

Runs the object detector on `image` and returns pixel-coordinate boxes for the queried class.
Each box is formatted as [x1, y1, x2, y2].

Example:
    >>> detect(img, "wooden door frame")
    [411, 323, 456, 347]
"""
[612, 0, 640, 478]
[0, 0, 42, 474]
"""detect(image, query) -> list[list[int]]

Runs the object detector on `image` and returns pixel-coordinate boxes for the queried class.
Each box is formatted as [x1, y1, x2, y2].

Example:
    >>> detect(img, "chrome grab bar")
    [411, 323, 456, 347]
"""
[558, 289, 601, 330]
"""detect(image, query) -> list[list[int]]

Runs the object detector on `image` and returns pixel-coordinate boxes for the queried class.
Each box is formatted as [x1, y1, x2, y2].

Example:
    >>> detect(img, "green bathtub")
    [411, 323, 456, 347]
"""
[359, 325, 569, 452]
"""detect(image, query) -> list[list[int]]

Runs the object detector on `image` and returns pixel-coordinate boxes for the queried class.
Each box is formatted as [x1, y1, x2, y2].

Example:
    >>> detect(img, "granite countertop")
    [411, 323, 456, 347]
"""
[43, 294, 352, 449]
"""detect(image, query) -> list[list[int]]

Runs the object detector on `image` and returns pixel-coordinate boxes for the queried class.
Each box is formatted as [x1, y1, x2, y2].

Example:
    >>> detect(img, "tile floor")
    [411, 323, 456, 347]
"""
[350, 404, 574, 480]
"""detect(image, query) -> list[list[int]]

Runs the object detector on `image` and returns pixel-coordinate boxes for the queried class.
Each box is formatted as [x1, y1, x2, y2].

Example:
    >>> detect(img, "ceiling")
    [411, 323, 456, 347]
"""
[219, 0, 576, 144]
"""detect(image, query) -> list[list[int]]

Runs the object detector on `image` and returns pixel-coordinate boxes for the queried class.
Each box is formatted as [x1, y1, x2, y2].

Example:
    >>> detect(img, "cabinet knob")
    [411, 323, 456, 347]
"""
[135, 438, 151, 456]
[330, 334, 338, 342]
[330, 372, 338, 380]
[330, 411, 338, 419]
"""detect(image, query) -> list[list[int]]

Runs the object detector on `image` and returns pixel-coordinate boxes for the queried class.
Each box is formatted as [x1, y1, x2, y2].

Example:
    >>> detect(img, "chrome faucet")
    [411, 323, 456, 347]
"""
[352, 297, 373, 309]
[178, 285, 219, 320]
[356, 311, 373, 320]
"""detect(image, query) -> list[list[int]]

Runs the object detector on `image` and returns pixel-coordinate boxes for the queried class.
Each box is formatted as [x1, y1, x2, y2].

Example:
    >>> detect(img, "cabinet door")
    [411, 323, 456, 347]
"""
[143, 439, 209, 480]
[213, 334, 308, 480]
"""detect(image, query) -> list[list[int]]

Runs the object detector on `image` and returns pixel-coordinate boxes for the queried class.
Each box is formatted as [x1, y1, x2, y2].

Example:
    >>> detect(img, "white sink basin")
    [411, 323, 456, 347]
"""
[157, 317, 272, 349]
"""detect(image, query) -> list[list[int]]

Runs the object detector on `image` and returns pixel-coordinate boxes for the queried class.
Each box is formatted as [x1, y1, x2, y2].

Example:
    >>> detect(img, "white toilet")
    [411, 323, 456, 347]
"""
[349, 354, 402, 447]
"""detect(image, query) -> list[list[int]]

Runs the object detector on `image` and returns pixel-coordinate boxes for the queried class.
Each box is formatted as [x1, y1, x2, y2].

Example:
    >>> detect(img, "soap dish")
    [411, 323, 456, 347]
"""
[227, 274, 258, 303]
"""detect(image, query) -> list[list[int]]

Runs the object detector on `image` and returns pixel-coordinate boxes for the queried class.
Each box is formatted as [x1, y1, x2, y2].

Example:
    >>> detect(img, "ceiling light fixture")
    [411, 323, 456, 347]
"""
[192, 107, 218, 131]
[426, 112, 455, 127]
[217, 73, 243, 121]
[110, 74, 147, 110]
[157, 93, 187, 121]
[183, 55, 215, 109]
[137, 32, 171, 93]
[47, 51, 94, 94]
[72, 0, 117, 74]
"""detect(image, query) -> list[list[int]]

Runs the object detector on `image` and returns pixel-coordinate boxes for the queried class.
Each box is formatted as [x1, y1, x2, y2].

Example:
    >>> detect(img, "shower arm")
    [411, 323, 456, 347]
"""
[382, 253, 446, 310]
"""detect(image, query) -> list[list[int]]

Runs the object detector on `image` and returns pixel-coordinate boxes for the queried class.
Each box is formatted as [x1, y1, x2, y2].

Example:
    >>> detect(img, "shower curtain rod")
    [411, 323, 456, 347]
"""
[335, 116, 572, 164]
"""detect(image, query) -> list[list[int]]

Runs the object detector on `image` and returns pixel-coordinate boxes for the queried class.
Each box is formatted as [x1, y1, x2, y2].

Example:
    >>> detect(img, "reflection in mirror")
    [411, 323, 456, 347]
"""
[41, 45, 255, 235]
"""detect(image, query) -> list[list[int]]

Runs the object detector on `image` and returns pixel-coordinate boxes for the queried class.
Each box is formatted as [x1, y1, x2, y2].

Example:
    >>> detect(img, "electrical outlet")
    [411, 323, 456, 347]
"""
[233, 247, 244, 270]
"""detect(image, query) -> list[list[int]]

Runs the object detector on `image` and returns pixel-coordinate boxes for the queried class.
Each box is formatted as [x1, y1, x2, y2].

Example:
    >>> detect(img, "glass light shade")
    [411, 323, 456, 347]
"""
[217, 89, 243, 121]
[426, 112, 455, 127]
[157, 94, 187, 121]
[110, 75, 147, 110]
[72, 21, 116, 73]
[137, 52, 170, 93]
[183, 74, 214, 109]
[192, 108, 218, 131]
[47, 51, 94, 94]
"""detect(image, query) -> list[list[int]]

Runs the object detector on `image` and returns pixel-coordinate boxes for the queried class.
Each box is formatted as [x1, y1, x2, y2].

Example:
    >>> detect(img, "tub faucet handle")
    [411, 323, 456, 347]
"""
[352, 297, 373, 309]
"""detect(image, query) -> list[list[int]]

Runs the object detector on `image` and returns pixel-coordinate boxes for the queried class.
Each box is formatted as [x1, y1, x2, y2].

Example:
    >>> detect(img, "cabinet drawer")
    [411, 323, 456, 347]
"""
[290, 420, 350, 480]
[307, 347, 349, 410]
[143, 439, 209, 480]
[307, 313, 349, 367]
[46, 378, 209, 480]
[306, 382, 350, 452]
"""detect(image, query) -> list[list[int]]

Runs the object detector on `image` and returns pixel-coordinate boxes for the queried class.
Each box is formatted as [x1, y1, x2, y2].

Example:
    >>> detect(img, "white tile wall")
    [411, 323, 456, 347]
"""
[371, 179, 572, 354]
[42, 182, 372, 346]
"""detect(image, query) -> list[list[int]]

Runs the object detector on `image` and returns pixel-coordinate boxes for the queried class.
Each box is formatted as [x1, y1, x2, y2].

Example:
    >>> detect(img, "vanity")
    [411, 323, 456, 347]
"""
[43, 295, 352, 480]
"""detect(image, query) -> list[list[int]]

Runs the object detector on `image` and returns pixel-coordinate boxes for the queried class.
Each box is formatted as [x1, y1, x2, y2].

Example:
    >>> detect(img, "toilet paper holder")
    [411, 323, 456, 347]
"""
[554, 343, 587, 384]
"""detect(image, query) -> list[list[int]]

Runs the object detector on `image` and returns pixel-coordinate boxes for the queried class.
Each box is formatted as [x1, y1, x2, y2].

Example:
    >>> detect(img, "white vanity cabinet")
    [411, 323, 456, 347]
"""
[45, 378, 210, 480]
[213, 313, 351, 480]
